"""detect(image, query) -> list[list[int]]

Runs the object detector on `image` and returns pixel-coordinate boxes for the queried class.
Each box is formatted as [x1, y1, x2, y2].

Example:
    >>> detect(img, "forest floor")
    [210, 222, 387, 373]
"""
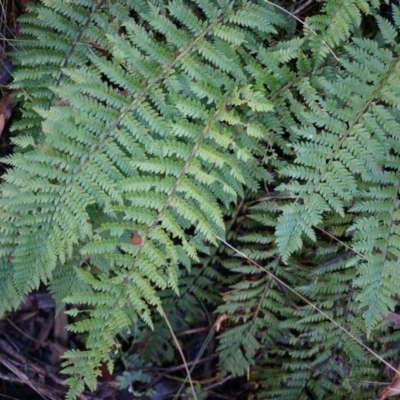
[0, 292, 133, 399]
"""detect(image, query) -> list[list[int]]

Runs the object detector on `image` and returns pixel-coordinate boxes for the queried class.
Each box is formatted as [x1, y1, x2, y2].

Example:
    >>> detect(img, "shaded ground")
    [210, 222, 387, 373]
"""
[0, 292, 134, 400]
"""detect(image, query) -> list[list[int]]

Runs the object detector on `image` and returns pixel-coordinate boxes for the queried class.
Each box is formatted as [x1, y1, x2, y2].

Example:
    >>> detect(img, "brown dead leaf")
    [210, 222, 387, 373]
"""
[215, 314, 228, 332]
[378, 366, 400, 400]
[0, 94, 13, 136]
[0, 114, 5, 137]
[0, 94, 12, 114]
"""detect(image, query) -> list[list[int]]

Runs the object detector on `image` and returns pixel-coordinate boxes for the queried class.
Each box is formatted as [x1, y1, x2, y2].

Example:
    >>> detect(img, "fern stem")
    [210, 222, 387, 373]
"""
[313, 225, 366, 259]
[161, 305, 198, 400]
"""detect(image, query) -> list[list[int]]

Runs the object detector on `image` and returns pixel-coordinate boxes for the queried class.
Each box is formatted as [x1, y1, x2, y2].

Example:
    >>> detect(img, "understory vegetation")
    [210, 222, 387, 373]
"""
[1, 0, 400, 398]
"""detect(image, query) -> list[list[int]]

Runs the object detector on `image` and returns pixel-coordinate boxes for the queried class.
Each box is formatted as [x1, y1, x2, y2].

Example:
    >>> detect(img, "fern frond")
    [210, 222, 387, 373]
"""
[1, 0, 290, 395]
[4, 1, 400, 399]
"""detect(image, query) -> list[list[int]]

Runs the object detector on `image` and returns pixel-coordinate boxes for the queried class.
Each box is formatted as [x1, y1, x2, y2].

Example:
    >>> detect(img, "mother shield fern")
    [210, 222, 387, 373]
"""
[0, 0, 286, 396]
[3, 0, 400, 398]
[215, 2, 400, 399]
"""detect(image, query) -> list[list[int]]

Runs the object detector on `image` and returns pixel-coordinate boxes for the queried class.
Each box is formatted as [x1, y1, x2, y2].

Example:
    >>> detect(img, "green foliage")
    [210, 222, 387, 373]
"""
[2, 0, 400, 398]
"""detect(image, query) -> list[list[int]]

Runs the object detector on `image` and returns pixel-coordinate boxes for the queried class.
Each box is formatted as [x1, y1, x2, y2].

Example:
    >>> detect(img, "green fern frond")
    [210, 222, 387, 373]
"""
[4, 0, 400, 398]
[1, 0, 291, 395]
